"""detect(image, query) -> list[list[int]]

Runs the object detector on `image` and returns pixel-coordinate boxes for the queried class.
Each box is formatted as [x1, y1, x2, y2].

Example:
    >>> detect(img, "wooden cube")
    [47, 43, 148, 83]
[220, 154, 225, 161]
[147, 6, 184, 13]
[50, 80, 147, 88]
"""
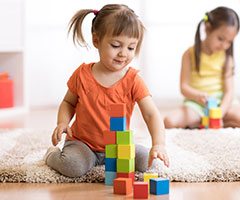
[150, 178, 169, 195]
[207, 97, 218, 109]
[109, 104, 126, 117]
[209, 108, 222, 119]
[113, 178, 132, 195]
[143, 172, 158, 190]
[105, 171, 116, 185]
[209, 118, 221, 129]
[117, 158, 135, 173]
[117, 172, 135, 185]
[116, 130, 133, 144]
[117, 144, 135, 159]
[105, 158, 116, 172]
[105, 144, 117, 158]
[201, 116, 209, 127]
[103, 130, 116, 145]
[110, 117, 126, 131]
[133, 182, 148, 199]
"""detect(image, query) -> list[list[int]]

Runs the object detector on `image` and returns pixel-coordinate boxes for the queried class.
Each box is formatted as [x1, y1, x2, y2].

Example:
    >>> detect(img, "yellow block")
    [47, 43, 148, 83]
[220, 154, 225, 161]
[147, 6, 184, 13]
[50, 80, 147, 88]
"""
[201, 116, 209, 126]
[143, 172, 158, 190]
[117, 144, 135, 159]
[209, 108, 222, 119]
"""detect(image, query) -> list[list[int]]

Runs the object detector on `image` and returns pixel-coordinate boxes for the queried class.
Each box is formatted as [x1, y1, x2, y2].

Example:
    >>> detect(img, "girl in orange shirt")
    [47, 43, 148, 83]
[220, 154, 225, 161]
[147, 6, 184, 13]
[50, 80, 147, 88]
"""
[44, 4, 169, 178]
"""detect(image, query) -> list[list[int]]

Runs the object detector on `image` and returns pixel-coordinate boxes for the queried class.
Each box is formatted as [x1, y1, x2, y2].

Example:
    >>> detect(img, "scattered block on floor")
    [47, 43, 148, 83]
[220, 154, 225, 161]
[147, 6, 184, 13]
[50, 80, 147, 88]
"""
[143, 172, 158, 190]
[113, 177, 132, 195]
[105, 171, 116, 186]
[133, 182, 148, 199]
[150, 178, 170, 195]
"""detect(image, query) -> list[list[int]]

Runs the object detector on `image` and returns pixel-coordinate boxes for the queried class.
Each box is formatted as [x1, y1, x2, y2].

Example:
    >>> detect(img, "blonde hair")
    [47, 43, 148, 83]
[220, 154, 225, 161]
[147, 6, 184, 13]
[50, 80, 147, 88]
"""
[68, 4, 145, 55]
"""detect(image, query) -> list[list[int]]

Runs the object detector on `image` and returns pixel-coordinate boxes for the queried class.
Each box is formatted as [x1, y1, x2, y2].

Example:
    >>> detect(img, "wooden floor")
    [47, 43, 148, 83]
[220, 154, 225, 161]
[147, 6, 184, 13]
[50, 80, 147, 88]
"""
[1, 106, 240, 200]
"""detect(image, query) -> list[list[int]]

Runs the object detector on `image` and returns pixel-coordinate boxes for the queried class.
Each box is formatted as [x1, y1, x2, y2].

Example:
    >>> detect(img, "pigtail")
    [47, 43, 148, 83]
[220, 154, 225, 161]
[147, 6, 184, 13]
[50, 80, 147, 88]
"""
[68, 9, 96, 47]
[194, 20, 203, 73]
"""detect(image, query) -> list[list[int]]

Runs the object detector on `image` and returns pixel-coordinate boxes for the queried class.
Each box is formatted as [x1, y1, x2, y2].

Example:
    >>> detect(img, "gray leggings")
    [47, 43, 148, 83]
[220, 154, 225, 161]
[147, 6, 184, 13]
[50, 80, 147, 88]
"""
[46, 140, 149, 178]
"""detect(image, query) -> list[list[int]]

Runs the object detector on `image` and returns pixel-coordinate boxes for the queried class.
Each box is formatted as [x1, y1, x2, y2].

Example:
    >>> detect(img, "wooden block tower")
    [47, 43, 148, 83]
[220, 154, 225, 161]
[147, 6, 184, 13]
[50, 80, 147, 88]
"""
[200, 97, 222, 129]
[104, 103, 135, 193]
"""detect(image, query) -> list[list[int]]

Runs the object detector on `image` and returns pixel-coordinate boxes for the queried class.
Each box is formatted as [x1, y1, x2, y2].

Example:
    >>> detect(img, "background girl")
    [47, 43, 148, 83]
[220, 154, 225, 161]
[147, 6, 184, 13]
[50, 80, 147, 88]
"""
[164, 6, 240, 128]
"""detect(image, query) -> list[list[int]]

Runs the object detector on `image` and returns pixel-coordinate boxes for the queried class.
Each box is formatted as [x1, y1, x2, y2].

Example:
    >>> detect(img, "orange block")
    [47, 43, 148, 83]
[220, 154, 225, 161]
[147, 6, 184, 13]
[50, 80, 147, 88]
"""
[133, 182, 148, 199]
[103, 130, 116, 145]
[117, 172, 135, 185]
[109, 104, 126, 117]
[0, 78, 14, 108]
[113, 178, 132, 195]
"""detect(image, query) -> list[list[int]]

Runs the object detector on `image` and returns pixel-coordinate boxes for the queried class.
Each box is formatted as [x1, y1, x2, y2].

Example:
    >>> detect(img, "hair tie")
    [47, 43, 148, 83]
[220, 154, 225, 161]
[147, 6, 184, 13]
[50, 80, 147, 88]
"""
[203, 13, 208, 21]
[93, 10, 99, 16]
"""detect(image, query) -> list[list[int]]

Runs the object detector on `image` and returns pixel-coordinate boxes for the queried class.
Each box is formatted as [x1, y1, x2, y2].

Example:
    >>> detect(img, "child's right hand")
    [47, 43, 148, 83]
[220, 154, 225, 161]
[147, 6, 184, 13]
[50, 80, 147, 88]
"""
[52, 123, 73, 146]
[196, 92, 208, 106]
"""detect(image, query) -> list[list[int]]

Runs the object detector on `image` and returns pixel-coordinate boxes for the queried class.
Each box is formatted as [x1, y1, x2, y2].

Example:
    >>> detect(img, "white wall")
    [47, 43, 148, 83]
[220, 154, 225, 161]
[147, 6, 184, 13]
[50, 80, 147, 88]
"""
[25, 0, 240, 107]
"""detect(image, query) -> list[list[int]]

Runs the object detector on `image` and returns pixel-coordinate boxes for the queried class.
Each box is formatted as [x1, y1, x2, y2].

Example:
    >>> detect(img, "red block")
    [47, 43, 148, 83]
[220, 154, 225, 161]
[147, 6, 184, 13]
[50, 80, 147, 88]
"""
[103, 130, 116, 145]
[113, 178, 132, 195]
[0, 76, 14, 108]
[133, 182, 148, 199]
[209, 118, 221, 129]
[117, 172, 135, 185]
[109, 104, 126, 117]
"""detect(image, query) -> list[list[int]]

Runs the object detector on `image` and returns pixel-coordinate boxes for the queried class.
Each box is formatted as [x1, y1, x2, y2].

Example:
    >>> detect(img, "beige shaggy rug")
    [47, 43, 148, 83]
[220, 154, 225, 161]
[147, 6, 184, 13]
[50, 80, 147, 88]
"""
[0, 128, 240, 183]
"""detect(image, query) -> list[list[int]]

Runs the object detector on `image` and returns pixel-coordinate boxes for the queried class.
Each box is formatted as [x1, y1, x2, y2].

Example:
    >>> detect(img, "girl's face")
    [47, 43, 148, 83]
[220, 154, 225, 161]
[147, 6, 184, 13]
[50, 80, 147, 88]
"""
[204, 24, 238, 54]
[94, 34, 139, 72]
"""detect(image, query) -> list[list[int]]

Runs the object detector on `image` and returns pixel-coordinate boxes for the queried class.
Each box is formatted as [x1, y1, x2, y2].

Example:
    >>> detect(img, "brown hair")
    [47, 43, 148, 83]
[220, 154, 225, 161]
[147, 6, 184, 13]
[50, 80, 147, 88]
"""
[68, 4, 145, 55]
[194, 6, 239, 73]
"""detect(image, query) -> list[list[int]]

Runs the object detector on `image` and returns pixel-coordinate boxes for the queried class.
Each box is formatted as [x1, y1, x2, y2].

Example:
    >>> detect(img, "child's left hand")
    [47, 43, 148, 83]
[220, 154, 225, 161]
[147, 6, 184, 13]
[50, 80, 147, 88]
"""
[148, 145, 169, 168]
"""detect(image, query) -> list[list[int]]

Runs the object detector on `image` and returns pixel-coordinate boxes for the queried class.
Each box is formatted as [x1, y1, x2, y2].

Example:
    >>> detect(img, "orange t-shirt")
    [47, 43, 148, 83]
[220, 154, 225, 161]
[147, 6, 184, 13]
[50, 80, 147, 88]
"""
[67, 63, 150, 152]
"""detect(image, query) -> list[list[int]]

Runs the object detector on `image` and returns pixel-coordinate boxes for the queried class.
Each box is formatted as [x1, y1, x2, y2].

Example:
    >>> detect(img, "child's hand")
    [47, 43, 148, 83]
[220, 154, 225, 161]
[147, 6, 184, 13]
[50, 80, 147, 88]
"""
[52, 123, 73, 146]
[196, 92, 208, 106]
[148, 145, 169, 168]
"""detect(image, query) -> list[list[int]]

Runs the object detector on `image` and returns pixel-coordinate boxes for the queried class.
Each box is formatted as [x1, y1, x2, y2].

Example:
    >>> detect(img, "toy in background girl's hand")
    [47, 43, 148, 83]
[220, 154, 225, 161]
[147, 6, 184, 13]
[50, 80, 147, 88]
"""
[200, 97, 222, 129]
[164, 6, 240, 129]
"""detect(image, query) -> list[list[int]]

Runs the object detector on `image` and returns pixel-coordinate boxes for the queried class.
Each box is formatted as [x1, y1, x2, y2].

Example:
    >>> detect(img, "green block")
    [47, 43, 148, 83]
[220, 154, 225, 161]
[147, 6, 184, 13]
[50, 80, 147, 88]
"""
[117, 158, 135, 172]
[116, 130, 133, 144]
[105, 144, 117, 158]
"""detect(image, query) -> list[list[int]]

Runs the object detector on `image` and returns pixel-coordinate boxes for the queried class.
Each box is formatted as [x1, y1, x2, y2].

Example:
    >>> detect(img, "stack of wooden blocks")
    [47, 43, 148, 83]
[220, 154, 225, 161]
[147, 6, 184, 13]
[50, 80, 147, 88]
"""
[104, 103, 135, 187]
[104, 103, 170, 198]
[200, 97, 222, 129]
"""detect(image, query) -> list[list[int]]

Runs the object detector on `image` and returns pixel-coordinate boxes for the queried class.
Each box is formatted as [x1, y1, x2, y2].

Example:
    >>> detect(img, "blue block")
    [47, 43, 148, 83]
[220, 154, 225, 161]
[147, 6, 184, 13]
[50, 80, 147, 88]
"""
[150, 178, 169, 195]
[105, 171, 117, 185]
[105, 158, 116, 172]
[207, 97, 218, 109]
[204, 108, 209, 116]
[110, 117, 126, 131]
